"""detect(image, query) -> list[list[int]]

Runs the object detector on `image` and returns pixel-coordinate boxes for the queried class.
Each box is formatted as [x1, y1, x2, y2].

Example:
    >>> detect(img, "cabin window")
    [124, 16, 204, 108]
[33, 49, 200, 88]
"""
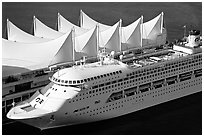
[97, 76, 100, 79]
[87, 78, 90, 81]
[91, 77, 94, 80]
[81, 80, 83, 83]
[57, 79, 60, 82]
[65, 80, 68, 83]
[73, 81, 76, 84]
[61, 80, 64, 83]
[107, 73, 110, 76]
[84, 79, 87, 82]
[69, 81, 72, 84]
[2, 101, 5, 106]
[77, 80, 80, 84]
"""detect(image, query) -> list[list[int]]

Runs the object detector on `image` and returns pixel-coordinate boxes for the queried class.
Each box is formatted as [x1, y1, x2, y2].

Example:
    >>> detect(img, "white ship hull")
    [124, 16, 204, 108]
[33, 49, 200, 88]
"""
[17, 76, 201, 130]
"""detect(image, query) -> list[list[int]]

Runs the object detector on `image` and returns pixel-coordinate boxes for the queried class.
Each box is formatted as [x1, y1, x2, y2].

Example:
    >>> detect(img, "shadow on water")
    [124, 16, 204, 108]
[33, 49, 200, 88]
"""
[3, 92, 202, 135]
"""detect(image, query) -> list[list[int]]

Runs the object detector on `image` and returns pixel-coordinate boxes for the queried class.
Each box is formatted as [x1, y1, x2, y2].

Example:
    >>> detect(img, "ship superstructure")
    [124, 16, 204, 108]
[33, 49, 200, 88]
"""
[7, 29, 202, 129]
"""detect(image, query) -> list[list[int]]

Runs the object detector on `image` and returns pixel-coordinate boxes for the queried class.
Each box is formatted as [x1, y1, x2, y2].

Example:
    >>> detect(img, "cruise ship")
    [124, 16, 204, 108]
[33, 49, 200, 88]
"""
[3, 11, 166, 124]
[7, 29, 202, 130]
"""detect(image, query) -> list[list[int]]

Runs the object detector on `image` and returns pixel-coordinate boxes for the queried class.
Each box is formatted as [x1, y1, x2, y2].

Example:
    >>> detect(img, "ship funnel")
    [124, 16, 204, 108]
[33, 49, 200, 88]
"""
[186, 30, 201, 47]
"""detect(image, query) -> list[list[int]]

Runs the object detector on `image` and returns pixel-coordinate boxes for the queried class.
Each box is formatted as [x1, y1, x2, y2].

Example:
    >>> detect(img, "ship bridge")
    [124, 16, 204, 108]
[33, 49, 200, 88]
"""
[50, 59, 126, 87]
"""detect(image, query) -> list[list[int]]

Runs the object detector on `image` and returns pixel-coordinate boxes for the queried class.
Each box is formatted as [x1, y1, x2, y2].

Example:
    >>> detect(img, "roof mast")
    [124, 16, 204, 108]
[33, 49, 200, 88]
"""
[140, 15, 143, 48]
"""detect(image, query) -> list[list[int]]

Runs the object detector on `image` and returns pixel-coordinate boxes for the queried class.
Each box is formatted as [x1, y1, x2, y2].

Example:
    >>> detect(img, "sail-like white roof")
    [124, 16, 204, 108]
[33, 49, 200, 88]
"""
[50, 26, 98, 67]
[142, 12, 165, 46]
[80, 10, 111, 31]
[99, 21, 121, 52]
[3, 11, 167, 76]
[58, 13, 88, 36]
[49, 31, 74, 66]
[2, 32, 70, 70]
[7, 19, 50, 43]
[34, 16, 64, 39]
[121, 16, 143, 50]
[75, 26, 97, 57]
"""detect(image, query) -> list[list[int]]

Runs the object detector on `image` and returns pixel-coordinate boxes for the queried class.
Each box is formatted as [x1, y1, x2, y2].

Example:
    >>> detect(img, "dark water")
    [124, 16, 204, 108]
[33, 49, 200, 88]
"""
[2, 2, 202, 135]
[2, 92, 202, 135]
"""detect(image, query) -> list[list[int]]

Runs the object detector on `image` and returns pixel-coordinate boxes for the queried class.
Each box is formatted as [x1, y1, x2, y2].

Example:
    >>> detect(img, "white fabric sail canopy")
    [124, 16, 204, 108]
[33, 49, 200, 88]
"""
[80, 10, 111, 31]
[121, 16, 143, 50]
[58, 13, 88, 36]
[142, 12, 166, 46]
[49, 31, 74, 66]
[99, 21, 121, 52]
[7, 19, 50, 43]
[2, 32, 70, 70]
[34, 16, 64, 39]
[75, 26, 98, 57]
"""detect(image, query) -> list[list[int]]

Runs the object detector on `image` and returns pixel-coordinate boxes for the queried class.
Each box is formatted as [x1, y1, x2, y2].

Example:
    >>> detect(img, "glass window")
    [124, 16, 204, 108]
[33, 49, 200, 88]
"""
[14, 97, 21, 103]
[2, 101, 5, 106]
[84, 79, 87, 82]
[69, 81, 72, 84]
[65, 80, 68, 83]
[61, 80, 64, 83]
[73, 81, 76, 84]
[91, 77, 94, 80]
[77, 80, 80, 83]
[87, 78, 90, 81]
[6, 99, 13, 105]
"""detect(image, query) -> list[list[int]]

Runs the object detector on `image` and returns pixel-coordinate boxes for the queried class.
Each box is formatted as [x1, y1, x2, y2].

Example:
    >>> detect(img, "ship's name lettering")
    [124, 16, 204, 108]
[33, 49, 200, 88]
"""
[35, 97, 44, 104]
